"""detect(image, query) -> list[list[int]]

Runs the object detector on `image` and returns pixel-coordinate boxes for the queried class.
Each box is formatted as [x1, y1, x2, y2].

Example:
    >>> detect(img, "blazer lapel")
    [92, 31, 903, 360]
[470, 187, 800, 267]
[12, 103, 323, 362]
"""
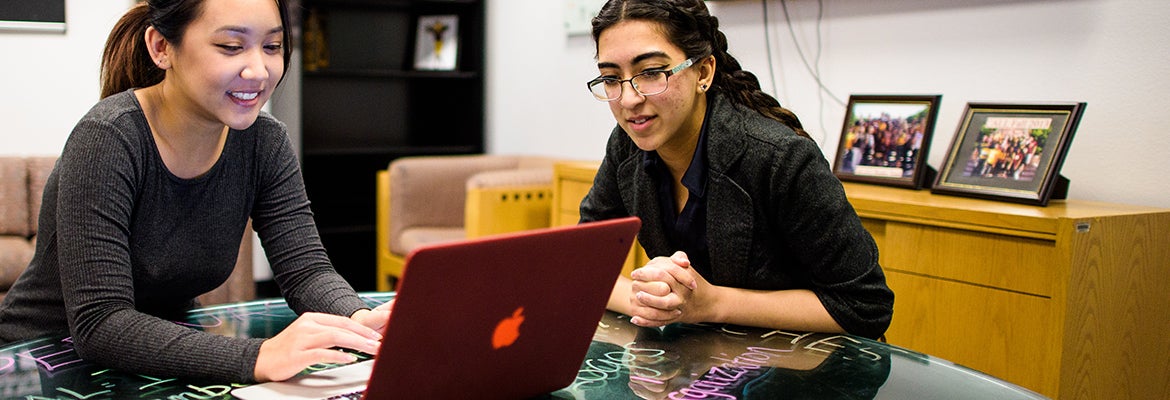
[617, 155, 670, 258]
[703, 96, 753, 284]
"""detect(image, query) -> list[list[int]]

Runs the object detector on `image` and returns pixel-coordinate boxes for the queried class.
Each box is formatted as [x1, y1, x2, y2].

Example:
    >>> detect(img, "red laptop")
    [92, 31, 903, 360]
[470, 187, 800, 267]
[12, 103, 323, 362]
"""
[231, 217, 640, 400]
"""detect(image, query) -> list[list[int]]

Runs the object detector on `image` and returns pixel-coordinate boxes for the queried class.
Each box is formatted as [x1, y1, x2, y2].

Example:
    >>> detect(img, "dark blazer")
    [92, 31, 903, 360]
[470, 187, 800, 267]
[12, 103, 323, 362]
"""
[580, 93, 894, 339]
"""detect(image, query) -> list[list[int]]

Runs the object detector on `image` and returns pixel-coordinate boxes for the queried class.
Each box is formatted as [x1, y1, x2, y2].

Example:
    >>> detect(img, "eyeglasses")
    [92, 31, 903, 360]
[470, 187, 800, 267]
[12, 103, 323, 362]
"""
[587, 56, 700, 102]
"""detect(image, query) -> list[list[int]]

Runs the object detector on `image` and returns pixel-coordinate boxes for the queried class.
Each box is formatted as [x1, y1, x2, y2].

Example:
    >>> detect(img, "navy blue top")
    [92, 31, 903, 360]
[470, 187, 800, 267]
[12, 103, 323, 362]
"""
[646, 101, 712, 277]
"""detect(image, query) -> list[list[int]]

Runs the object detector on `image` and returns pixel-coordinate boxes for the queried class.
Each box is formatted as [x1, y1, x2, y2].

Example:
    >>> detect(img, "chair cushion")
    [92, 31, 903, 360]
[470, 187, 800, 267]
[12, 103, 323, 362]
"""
[0, 237, 33, 290]
[513, 156, 557, 170]
[0, 158, 30, 237]
[396, 227, 465, 256]
[466, 168, 553, 190]
[26, 157, 57, 234]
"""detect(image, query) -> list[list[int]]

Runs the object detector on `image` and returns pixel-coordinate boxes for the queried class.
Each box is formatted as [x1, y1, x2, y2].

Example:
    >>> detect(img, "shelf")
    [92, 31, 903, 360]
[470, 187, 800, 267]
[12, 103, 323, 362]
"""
[297, 0, 484, 293]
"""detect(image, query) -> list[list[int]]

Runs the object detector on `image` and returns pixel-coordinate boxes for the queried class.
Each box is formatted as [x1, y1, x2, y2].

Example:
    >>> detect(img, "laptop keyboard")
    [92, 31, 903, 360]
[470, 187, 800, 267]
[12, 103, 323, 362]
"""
[325, 390, 365, 400]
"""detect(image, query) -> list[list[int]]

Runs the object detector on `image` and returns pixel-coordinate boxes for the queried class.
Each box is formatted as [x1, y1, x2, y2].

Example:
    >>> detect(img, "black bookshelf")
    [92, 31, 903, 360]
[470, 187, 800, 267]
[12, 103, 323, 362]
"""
[297, 0, 484, 290]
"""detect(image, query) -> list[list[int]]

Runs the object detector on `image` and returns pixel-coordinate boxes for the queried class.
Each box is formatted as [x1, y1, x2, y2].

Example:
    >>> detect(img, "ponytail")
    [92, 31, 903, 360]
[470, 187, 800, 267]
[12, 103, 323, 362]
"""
[99, 0, 292, 99]
[592, 0, 812, 141]
[101, 3, 161, 99]
[708, 28, 812, 141]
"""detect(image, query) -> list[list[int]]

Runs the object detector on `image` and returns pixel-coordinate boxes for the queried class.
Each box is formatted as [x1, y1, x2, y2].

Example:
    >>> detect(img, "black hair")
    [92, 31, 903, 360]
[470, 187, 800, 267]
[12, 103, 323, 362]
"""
[591, 0, 810, 140]
[100, 0, 293, 99]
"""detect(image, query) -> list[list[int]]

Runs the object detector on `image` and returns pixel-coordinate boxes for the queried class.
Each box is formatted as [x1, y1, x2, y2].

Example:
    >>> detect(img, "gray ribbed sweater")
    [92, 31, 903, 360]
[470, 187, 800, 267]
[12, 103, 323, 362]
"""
[0, 90, 367, 383]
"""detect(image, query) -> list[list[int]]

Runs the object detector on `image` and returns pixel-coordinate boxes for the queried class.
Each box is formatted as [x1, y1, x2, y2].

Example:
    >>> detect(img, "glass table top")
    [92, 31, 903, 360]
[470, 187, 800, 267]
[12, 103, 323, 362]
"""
[0, 293, 1046, 399]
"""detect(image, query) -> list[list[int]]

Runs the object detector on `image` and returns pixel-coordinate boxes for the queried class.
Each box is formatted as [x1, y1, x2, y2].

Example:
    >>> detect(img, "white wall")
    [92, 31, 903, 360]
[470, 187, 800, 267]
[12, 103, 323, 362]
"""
[0, 0, 133, 155]
[3, 0, 1168, 210]
[487, 0, 1170, 209]
[485, 0, 616, 162]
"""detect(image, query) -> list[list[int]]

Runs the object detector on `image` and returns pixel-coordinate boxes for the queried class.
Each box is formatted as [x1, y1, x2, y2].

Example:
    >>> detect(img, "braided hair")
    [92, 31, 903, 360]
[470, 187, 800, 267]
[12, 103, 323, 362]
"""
[591, 0, 811, 140]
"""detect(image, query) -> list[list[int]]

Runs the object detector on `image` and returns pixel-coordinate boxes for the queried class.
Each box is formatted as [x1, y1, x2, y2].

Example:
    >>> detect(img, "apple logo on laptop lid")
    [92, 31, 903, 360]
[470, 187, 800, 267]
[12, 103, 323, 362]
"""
[492, 307, 525, 349]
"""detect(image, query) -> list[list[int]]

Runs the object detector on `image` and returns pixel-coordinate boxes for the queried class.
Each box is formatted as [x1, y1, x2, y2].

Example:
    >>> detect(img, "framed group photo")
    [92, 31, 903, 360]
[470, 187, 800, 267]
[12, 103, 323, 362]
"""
[932, 102, 1086, 206]
[833, 94, 942, 189]
[414, 14, 459, 71]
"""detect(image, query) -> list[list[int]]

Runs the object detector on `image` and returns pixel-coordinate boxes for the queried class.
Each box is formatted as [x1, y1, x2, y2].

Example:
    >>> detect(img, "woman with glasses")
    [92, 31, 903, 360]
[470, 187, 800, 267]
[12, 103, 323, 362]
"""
[581, 0, 894, 340]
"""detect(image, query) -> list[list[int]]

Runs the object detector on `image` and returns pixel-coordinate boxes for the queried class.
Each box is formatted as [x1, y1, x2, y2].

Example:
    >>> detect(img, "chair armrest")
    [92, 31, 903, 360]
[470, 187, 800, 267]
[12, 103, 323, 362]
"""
[466, 168, 552, 190]
[465, 169, 553, 238]
[377, 169, 392, 258]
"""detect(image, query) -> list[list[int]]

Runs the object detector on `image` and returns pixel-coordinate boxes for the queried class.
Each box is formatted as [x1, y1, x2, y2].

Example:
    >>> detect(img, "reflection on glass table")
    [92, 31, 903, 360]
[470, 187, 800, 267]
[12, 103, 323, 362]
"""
[553, 311, 1047, 399]
[0, 293, 1046, 399]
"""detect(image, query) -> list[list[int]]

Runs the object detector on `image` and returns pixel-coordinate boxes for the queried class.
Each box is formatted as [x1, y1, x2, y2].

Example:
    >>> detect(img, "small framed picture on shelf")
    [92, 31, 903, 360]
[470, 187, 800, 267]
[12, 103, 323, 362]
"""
[832, 94, 942, 189]
[414, 14, 459, 71]
[932, 102, 1086, 206]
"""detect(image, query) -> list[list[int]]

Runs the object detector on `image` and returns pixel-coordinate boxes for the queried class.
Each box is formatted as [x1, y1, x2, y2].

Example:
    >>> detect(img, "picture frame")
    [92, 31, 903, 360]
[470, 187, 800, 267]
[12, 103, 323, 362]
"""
[932, 102, 1086, 206]
[413, 15, 459, 71]
[832, 94, 942, 189]
[0, 1, 66, 33]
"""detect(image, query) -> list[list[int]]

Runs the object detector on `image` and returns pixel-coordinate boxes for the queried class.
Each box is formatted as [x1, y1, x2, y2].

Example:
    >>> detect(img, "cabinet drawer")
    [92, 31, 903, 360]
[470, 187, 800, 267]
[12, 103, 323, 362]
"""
[885, 271, 1059, 396]
[859, 218, 886, 249]
[881, 222, 1057, 297]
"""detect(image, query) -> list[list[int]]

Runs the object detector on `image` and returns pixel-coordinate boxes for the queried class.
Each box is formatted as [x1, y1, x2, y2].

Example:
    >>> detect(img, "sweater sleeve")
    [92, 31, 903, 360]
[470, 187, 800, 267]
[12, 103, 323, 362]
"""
[57, 118, 266, 383]
[249, 120, 366, 317]
[772, 136, 894, 339]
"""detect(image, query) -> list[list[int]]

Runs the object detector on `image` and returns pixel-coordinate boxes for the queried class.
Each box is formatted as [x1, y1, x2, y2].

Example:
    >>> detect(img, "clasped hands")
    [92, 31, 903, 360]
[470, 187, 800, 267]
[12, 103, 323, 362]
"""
[626, 251, 713, 328]
[254, 299, 395, 381]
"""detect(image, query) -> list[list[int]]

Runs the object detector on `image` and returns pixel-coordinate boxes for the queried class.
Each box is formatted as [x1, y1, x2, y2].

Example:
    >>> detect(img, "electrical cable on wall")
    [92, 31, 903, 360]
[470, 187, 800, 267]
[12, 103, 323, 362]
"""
[810, 0, 831, 144]
[761, 0, 780, 99]
[763, 0, 848, 145]
[776, 0, 845, 107]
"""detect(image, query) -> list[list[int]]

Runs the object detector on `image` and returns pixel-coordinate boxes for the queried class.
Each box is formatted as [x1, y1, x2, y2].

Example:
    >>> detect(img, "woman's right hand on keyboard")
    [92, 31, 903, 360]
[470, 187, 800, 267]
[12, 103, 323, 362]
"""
[253, 312, 384, 382]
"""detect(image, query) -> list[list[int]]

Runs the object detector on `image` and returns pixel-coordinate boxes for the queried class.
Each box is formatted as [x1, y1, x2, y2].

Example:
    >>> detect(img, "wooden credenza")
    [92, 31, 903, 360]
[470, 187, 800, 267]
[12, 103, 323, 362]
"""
[552, 161, 1170, 399]
[845, 182, 1170, 400]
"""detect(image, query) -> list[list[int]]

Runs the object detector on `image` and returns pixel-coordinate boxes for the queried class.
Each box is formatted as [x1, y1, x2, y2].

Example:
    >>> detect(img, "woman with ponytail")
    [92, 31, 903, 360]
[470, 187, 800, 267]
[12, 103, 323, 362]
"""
[0, 0, 390, 383]
[580, 0, 893, 339]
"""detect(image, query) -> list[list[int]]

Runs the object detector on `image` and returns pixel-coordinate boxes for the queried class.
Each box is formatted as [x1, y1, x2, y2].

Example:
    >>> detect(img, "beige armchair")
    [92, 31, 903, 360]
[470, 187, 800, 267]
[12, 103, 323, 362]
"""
[0, 156, 252, 305]
[375, 155, 557, 291]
